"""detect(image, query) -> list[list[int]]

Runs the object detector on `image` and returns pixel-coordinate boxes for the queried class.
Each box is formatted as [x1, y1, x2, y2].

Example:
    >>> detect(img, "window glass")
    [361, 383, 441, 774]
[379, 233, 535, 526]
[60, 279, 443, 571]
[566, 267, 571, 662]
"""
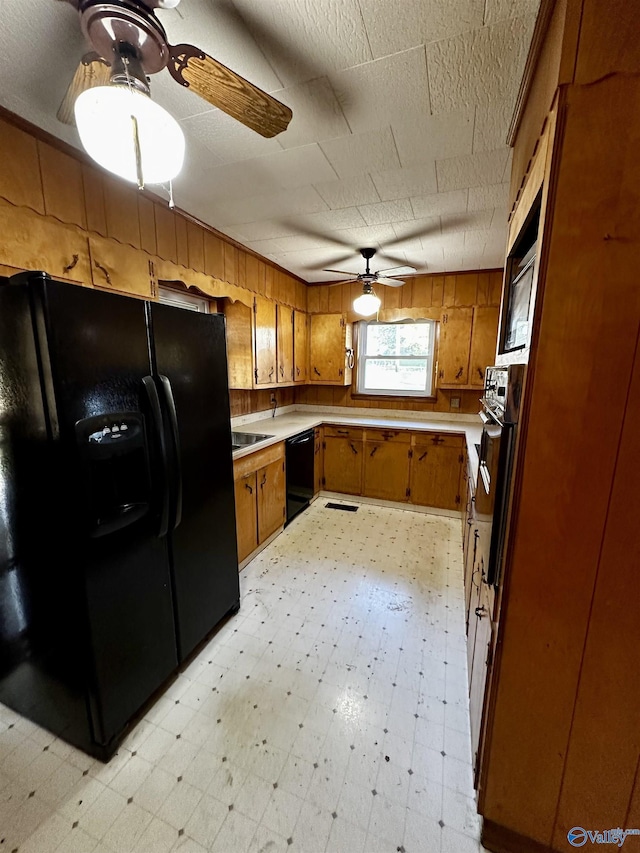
[357, 320, 435, 397]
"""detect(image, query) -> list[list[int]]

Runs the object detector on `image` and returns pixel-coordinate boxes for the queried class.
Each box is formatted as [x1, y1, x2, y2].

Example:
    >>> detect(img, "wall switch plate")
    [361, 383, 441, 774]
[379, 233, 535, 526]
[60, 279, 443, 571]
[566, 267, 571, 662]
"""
[450, 397, 461, 409]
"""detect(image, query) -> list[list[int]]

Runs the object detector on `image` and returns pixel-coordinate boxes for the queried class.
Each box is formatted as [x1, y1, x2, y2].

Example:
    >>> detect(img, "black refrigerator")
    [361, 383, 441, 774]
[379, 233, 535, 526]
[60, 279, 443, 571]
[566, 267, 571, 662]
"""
[0, 272, 239, 759]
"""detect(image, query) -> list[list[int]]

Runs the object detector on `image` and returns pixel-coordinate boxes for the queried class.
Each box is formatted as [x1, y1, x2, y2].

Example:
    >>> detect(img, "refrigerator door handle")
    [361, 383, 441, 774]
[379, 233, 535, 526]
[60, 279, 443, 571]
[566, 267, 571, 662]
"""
[159, 375, 183, 530]
[142, 376, 171, 538]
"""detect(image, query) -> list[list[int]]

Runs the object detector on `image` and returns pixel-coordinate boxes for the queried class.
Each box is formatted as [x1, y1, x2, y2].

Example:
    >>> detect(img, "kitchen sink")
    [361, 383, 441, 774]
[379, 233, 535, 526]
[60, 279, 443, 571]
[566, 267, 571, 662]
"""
[231, 431, 274, 451]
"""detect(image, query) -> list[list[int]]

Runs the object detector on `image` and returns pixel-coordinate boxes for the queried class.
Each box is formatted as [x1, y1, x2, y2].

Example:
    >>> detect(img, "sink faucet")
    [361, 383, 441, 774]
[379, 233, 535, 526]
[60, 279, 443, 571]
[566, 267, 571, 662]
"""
[270, 393, 277, 418]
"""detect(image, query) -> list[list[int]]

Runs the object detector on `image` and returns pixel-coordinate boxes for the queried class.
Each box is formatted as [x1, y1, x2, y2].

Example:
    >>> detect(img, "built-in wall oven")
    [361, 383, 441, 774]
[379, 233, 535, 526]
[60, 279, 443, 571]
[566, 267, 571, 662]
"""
[477, 364, 526, 587]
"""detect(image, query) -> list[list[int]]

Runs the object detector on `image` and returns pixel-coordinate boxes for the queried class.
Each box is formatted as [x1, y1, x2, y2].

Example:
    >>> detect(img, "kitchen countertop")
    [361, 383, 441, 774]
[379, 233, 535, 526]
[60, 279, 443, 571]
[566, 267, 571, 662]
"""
[231, 406, 482, 490]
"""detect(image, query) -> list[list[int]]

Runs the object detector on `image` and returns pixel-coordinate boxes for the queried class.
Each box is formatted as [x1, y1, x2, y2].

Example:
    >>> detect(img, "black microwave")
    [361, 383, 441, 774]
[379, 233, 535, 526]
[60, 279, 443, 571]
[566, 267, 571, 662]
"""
[500, 196, 540, 355]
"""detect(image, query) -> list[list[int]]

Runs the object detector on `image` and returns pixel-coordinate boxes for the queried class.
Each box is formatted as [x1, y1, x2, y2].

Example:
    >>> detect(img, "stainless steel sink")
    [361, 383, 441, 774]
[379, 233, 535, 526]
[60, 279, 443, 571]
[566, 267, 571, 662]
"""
[231, 431, 274, 451]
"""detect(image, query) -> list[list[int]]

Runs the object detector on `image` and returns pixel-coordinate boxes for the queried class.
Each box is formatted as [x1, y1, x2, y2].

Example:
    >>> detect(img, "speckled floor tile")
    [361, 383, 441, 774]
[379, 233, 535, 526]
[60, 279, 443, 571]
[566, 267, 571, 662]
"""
[0, 498, 485, 852]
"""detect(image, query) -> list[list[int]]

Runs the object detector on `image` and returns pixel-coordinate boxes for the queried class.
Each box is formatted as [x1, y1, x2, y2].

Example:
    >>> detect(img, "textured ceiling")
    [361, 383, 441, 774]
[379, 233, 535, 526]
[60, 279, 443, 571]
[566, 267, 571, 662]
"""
[0, 0, 539, 282]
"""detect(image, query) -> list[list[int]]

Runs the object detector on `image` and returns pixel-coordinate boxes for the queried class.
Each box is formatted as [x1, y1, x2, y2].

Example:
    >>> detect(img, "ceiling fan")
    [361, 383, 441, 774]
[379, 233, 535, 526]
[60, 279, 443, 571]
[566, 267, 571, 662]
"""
[322, 248, 417, 316]
[56, 0, 292, 135]
[55, 0, 292, 187]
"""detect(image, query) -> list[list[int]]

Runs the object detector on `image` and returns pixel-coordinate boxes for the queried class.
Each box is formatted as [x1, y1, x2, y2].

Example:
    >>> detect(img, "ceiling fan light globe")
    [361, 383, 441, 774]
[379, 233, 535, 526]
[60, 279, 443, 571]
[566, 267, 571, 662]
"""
[353, 292, 381, 316]
[74, 85, 185, 185]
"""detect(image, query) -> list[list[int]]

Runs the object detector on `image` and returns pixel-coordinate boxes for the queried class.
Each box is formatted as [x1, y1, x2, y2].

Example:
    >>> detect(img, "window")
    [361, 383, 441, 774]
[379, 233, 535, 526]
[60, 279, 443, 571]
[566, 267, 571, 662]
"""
[158, 286, 210, 313]
[356, 320, 436, 397]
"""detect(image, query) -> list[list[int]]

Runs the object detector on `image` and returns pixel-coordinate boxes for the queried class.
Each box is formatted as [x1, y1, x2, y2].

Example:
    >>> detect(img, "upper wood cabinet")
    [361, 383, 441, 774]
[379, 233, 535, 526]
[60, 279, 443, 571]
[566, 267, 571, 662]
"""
[309, 314, 353, 386]
[0, 200, 91, 285]
[88, 235, 153, 298]
[438, 308, 473, 386]
[438, 306, 499, 389]
[254, 295, 277, 386]
[277, 304, 294, 384]
[222, 299, 254, 389]
[293, 310, 309, 383]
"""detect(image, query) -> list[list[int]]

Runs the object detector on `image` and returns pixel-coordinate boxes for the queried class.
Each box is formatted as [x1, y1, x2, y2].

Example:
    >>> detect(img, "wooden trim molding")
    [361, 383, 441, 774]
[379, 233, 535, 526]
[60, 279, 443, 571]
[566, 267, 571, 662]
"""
[482, 819, 553, 853]
[0, 104, 307, 286]
[507, 0, 556, 147]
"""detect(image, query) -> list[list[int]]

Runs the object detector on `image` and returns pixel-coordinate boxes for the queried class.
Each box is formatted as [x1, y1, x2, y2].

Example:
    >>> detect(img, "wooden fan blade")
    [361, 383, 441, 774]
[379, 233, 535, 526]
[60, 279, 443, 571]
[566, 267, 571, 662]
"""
[328, 279, 358, 287]
[375, 265, 416, 277]
[376, 277, 405, 287]
[57, 53, 110, 125]
[168, 44, 292, 138]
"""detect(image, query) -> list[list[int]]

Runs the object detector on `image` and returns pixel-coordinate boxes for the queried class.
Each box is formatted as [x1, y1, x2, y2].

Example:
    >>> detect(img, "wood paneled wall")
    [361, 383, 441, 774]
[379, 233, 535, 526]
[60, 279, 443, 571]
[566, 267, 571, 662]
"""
[480, 2, 640, 850]
[298, 270, 503, 416]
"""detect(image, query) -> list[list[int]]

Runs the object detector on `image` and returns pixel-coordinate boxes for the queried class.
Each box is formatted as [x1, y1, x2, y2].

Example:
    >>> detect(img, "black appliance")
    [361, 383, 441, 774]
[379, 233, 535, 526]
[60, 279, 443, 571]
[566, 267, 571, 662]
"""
[0, 272, 239, 759]
[476, 364, 526, 587]
[285, 429, 315, 524]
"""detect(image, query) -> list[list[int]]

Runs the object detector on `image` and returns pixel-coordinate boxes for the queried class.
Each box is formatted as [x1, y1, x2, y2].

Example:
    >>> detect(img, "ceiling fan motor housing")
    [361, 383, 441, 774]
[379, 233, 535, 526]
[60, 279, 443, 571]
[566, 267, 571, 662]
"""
[78, 0, 170, 74]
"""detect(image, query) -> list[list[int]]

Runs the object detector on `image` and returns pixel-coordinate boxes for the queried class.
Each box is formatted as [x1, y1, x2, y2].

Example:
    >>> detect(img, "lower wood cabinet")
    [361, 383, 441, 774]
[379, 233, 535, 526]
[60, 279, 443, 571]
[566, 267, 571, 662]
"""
[313, 427, 323, 495]
[363, 429, 411, 502]
[323, 426, 363, 494]
[409, 433, 464, 510]
[233, 442, 286, 565]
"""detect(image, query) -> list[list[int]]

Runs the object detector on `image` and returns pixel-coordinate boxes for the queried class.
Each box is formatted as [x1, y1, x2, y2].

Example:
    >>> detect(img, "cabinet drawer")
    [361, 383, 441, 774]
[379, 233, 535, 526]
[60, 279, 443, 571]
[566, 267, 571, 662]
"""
[233, 441, 284, 479]
[324, 425, 364, 440]
[412, 431, 464, 449]
[365, 428, 411, 444]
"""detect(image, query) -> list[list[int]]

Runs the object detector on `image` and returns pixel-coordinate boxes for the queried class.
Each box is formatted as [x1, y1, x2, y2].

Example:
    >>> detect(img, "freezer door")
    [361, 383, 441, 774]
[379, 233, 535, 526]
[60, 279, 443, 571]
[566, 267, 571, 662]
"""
[150, 303, 239, 661]
[36, 279, 178, 747]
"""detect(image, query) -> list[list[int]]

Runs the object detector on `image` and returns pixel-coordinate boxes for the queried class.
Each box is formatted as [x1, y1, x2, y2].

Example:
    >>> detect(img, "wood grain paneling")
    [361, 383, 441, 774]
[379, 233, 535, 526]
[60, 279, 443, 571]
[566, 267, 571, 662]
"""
[82, 166, 107, 236]
[39, 144, 86, 229]
[175, 216, 189, 267]
[138, 195, 156, 255]
[0, 118, 44, 213]
[103, 176, 141, 248]
[154, 203, 177, 263]
[204, 230, 224, 279]
[224, 242, 238, 285]
[186, 221, 204, 272]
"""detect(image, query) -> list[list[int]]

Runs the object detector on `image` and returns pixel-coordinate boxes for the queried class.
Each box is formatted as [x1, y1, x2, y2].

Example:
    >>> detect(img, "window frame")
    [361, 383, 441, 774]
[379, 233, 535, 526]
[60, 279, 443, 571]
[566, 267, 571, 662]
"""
[355, 318, 437, 398]
[158, 286, 211, 313]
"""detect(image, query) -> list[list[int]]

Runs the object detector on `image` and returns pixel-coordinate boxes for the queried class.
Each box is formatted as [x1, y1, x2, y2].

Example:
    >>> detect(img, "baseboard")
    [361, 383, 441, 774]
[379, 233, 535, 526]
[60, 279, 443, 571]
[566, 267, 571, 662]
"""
[482, 819, 553, 853]
[238, 526, 283, 571]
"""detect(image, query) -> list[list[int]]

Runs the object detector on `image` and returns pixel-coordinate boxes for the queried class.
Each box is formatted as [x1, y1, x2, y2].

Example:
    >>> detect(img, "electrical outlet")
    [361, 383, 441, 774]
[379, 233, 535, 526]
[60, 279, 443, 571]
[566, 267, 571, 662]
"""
[450, 396, 461, 409]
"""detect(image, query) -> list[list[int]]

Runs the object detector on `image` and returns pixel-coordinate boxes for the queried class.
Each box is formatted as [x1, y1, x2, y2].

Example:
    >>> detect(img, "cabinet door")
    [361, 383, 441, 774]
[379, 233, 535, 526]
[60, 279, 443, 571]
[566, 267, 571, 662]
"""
[254, 295, 277, 386]
[323, 436, 363, 495]
[294, 311, 309, 383]
[234, 471, 258, 563]
[222, 299, 254, 389]
[469, 306, 500, 387]
[257, 457, 286, 542]
[89, 235, 153, 298]
[0, 200, 91, 285]
[410, 434, 464, 510]
[314, 427, 323, 494]
[363, 441, 411, 502]
[438, 308, 473, 385]
[469, 578, 495, 775]
[309, 314, 347, 384]
[277, 304, 294, 384]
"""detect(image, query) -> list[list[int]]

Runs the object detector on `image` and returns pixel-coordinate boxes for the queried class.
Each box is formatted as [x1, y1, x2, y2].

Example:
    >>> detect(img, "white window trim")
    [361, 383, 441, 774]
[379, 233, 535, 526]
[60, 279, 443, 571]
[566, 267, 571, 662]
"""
[356, 319, 436, 397]
[158, 286, 210, 313]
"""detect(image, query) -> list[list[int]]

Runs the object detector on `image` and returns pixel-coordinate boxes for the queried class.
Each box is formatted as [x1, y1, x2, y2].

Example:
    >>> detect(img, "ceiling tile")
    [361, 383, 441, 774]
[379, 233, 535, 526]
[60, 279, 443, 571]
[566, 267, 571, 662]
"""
[320, 127, 401, 179]
[275, 234, 332, 252]
[330, 47, 430, 134]
[371, 163, 438, 201]
[359, 0, 485, 58]
[472, 101, 513, 152]
[181, 110, 284, 164]
[232, 220, 301, 241]
[212, 186, 329, 226]
[392, 109, 475, 167]
[247, 144, 339, 190]
[427, 15, 536, 113]
[484, 0, 541, 25]
[442, 209, 495, 233]
[245, 238, 288, 255]
[392, 217, 442, 247]
[272, 78, 352, 149]
[314, 175, 381, 209]
[358, 199, 414, 226]
[298, 208, 368, 231]
[436, 149, 510, 192]
[231, 0, 372, 87]
[468, 183, 510, 212]
[334, 223, 400, 250]
[410, 189, 469, 219]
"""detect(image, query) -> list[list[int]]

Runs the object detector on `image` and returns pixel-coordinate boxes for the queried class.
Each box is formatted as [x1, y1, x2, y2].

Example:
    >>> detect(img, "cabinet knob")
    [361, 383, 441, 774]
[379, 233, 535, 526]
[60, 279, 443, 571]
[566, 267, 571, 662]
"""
[475, 605, 487, 619]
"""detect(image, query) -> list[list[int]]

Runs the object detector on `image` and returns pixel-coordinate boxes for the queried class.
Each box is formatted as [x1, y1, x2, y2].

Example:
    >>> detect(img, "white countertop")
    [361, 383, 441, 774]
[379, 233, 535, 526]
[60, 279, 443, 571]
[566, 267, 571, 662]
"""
[231, 406, 481, 490]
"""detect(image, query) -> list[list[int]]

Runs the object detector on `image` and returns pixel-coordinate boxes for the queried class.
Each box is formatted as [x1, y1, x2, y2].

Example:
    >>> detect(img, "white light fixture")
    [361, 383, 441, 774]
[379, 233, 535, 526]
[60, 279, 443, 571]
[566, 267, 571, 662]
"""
[353, 283, 381, 316]
[75, 84, 185, 188]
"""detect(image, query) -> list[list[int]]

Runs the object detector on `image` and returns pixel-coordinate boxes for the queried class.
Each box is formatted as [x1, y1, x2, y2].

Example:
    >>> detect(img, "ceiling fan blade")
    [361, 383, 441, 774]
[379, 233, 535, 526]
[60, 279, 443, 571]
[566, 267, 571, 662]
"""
[376, 277, 406, 287]
[322, 268, 360, 276]
[375, 265, 416, 277]
[167, 44, 292, 138]
[56, 53, 110, 125]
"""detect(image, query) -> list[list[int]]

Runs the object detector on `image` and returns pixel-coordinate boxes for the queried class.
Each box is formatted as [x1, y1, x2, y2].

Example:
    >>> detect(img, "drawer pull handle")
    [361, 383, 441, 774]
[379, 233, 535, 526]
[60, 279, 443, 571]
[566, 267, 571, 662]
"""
[456, 367, 463, 379]
[244, 482, 253, 495]
[477, 367, 484, 380]
[260, 474, 267, 487]
[475, 605, 487, 619]
[269, 367, 274, 379]
[95, 261, 111, 285]
[350, 443, 358, 455]
[418, 451, 427, 461]
[313, 367, 321, 376]
[64, 254, 79, 272]
[369, 447, 378, 458]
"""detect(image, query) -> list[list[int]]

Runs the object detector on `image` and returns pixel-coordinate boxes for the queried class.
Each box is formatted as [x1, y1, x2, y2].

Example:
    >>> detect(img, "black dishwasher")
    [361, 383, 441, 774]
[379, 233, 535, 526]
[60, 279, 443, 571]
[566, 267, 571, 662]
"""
[285, 429, 315, 524]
